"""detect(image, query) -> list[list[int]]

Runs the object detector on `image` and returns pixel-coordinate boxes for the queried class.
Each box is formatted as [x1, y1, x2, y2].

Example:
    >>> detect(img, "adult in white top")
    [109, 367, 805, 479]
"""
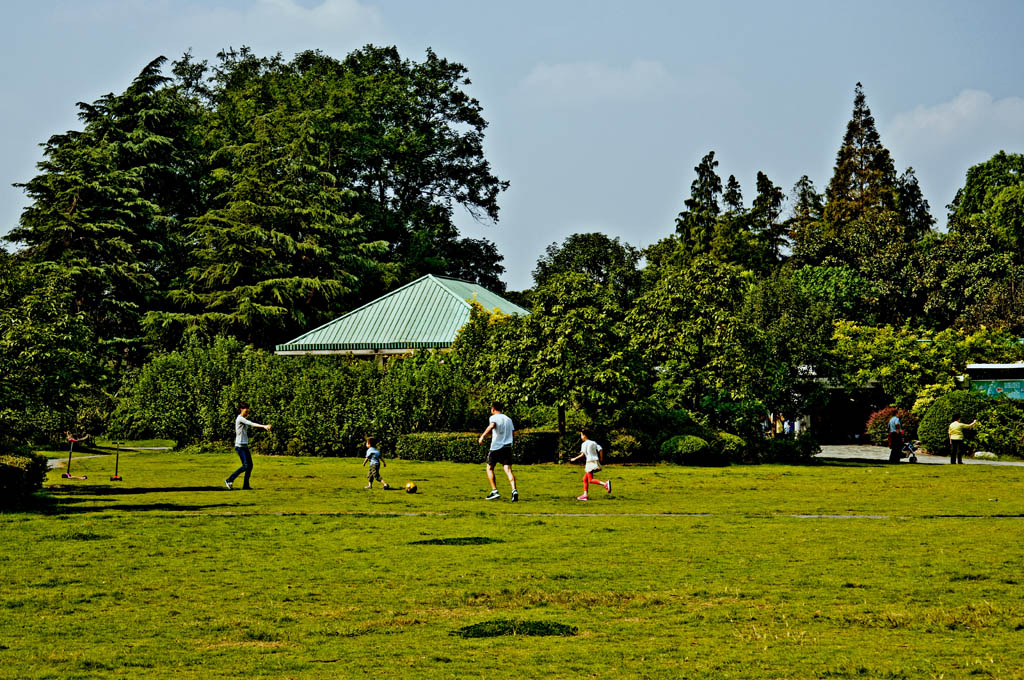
[478, 401, 518, 501]
[226, 404, 271, 490]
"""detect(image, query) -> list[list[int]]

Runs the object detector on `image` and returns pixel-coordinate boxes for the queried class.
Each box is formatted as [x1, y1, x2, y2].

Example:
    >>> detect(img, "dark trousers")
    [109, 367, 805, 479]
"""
[950, 439, 966, 464]
[888, 432, 904, 463]
[228, 445, 253, 487]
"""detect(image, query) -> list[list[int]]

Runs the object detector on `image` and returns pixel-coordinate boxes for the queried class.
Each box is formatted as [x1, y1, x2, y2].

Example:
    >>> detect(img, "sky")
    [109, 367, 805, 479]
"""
[1, 0, 1023, 290]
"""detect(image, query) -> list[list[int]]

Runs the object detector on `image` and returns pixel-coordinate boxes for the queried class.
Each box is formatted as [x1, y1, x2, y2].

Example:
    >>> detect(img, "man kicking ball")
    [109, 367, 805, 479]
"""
[478, 402, 518, 502]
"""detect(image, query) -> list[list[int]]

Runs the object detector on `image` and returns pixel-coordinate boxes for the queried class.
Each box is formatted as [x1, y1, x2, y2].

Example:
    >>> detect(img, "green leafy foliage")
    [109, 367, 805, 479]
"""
[0, 453, 48, 506]
[660, 435, 721, 466]
[396, 430, 558, 464]
[628, 256, 761, 411]
[973, 399, 1024, 458]
[917, 391, 989, 457]
[0, 260, 101, 446]
[865, 407, 917, 446]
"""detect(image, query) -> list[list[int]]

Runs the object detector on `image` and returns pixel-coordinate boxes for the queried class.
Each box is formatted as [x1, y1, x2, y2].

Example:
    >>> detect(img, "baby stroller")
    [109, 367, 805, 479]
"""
[902, 439, 920, 463]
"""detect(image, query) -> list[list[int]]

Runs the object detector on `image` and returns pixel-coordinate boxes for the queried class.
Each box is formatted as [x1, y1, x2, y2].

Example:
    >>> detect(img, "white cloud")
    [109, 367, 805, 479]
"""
[519, 59, 677, 105]
[885, 90, 1024, 219]
[888, 90, 1024, 143]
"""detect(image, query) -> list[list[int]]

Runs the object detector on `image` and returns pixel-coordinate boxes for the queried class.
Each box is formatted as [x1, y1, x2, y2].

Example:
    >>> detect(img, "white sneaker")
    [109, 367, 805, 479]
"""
[486, 490, 500, 500]
[224, 480, 233, 490]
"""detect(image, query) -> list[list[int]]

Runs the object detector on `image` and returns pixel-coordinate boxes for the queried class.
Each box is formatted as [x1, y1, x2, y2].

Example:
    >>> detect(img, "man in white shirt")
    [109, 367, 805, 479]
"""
[226, 404, 271, 490]
[478, 401, 518, 501]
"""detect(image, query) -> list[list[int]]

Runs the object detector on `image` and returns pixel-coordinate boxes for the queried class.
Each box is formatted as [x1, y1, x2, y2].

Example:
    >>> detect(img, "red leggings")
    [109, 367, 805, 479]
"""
[583, 471, 605, 493]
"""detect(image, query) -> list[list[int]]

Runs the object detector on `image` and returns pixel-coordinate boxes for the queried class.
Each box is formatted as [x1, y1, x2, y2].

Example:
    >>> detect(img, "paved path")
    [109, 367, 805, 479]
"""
[817, 444, 1024, 466]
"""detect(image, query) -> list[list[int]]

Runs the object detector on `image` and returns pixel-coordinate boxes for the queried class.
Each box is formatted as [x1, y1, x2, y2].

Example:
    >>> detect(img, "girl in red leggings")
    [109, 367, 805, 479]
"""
[570, 428, 612, 500]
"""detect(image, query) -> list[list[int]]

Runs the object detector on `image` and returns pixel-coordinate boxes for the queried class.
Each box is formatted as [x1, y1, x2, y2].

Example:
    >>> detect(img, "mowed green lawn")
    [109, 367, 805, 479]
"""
[3, 452, 1024, 679]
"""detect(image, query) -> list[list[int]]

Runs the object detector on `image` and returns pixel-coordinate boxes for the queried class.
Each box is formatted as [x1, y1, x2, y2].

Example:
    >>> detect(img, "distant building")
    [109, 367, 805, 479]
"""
[967, 363, 1024, 400]
[274, 274, 528, 357]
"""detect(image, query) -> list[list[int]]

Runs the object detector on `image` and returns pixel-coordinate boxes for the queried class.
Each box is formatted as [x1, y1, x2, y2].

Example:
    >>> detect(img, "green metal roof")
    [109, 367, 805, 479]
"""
[275, 275, 528, 354]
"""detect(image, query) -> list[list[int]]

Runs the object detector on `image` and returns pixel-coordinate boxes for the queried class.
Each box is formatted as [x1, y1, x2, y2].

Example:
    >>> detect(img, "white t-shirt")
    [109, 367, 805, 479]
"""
[488, 413, 515, 450]
[581, 439, 602, 472]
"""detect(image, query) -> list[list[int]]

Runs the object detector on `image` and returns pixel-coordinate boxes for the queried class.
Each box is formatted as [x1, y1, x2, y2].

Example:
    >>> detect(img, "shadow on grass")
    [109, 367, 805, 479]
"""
[814, 458, 899, 468]
[47, 501, 246, 514]
[409, 536, 503, 546]
[452, 619, 577, 638]
[3, 487, 250, 516]
[46, 486, 226, 496]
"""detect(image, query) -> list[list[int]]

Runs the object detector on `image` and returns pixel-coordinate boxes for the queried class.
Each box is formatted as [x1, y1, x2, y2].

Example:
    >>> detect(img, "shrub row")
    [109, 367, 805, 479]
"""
[0, 453, 48, 506]
[110, 337, 474, 456]
[396, 430, 560, 464]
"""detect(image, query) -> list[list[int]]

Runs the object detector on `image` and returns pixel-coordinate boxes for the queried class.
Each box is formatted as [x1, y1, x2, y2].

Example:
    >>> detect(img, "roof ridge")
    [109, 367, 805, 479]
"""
[429, 274, 476, 310]
[276, 275, 436, 346]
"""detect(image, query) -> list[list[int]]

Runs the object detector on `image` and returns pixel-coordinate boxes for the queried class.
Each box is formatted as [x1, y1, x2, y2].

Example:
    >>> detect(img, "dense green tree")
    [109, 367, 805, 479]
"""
[829, 322, 1024, 407]
[532, 232, 642, 307]
[145, 46, 509, 346]
[740, 270, 835, 413]
[154, 56, 385, 346]
[675, 151, 723, 255]
[948, 151, 1024, 228]
[0, 258, 99, 445]
[823, 83, 899, 230]
[628, 256, 762, 411]
[794, 84, 934, 323]
[723, 174, 744, 214]
[791, 264, 877, 321]
[454, 275, 644, 436]
[6, 57, 195, 364]
[335, 45, 509, 285]
[750, 171, 788, 266]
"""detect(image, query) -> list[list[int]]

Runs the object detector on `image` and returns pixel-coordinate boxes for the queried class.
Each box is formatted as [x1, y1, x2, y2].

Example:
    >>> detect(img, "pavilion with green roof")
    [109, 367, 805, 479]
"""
[274, 274, 528, 356]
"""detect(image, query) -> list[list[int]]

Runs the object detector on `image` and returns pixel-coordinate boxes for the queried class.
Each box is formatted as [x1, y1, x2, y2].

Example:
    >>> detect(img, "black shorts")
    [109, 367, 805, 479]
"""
[487, 444, 513, 467]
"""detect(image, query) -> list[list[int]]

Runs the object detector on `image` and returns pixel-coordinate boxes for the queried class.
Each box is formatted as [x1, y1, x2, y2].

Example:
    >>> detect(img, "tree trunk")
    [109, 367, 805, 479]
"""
[557, 403, 566, 463]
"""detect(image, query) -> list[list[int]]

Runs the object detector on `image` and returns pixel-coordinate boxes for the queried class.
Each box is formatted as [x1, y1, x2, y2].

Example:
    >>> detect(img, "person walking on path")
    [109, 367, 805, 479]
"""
[948, 414, 978, 465]
[569, 428, 611, 501]
[226, 404, 271, 490]
[362, 436, 391, 489]
[478, 402, 518, 501]
[888, 412, 904, 463]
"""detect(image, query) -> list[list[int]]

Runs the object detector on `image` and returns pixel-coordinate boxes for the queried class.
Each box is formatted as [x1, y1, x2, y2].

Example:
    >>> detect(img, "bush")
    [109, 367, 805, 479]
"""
[660, 435, 727, 466]
[0, 453, 48, 506]
[714, 432, 747, 462]
[974, 399, 1024, 459]
[396, 430, 559, 464]
[607, 429, 643, 463]
[918, 391, 989, 457]
[865, 407, 918, 446]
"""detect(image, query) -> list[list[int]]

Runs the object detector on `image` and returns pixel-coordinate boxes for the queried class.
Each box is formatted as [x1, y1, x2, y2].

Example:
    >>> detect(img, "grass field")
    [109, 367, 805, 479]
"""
[3, 450, 1024, 679]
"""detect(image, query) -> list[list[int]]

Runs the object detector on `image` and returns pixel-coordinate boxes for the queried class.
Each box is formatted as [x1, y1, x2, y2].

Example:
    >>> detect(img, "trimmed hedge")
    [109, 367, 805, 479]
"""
[0, 453, 48, 506]
[918, 391, 989, 457]
[396, 430, 559, 464]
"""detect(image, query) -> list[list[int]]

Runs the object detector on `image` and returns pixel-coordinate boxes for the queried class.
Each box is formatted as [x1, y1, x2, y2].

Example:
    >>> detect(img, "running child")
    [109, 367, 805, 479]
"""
[362, 436, 391, 489]
[569, 428, 611, 501]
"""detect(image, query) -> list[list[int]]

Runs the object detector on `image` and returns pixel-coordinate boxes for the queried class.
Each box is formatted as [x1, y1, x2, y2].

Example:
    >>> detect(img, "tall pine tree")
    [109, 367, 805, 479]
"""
[675, 151, 723, 254]
[6, 57, 192, 366]
[823, 82, 899, 230]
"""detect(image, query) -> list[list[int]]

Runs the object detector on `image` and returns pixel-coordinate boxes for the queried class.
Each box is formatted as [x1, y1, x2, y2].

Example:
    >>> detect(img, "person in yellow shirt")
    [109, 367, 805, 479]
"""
[948, 414, 978, 464]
